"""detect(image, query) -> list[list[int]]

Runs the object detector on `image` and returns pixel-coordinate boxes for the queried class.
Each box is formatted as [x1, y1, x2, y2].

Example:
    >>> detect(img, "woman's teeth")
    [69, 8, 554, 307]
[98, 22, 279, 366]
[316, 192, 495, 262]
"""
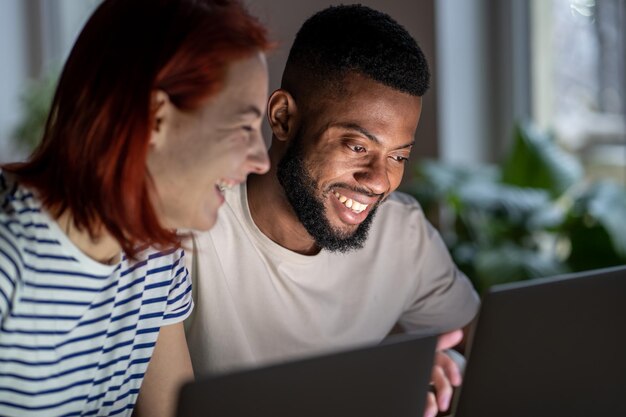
[217, 179, 236, 191]
[333, 191, 368, 214]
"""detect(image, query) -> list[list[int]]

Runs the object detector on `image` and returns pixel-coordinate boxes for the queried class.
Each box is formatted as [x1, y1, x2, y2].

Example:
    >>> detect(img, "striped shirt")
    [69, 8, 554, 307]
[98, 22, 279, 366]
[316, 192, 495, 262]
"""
[0, 172, 193, 416]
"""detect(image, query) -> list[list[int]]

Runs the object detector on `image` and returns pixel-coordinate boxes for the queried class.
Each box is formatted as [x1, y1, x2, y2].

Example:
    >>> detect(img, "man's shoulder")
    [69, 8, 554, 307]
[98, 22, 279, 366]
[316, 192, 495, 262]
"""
[378, 191, 423, 215]
[385, 191, 421, 205]
[365, 191, 429, 242]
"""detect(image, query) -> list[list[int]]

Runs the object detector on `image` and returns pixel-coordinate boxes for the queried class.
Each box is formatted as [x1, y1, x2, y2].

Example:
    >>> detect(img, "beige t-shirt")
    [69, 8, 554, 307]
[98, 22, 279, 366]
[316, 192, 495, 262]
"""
[185, 183, 479, 376]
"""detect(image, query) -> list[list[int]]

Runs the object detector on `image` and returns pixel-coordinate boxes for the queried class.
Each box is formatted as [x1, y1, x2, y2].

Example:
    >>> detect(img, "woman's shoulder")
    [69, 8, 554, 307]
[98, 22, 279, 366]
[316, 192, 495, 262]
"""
[121, 246, 187, 278]
[0, 171, 39, 215]
[0, 171, 42, 242]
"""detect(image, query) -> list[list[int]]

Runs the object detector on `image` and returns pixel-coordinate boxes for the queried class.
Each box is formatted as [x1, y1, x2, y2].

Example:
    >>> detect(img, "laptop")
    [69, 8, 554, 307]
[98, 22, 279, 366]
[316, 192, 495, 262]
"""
[177, 332, 437, 417]
[453, 264, 626, 417]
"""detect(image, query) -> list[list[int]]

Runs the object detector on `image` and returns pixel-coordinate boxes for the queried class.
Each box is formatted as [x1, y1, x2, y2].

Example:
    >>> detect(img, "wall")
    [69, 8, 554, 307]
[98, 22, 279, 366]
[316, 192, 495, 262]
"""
[436, 0, 531, 165]
[0, 0, 29, 162]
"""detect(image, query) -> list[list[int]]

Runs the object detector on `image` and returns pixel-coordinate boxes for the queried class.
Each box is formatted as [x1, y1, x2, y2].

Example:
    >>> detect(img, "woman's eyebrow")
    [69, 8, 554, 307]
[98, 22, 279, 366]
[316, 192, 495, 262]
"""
[238, 105, 262, 117]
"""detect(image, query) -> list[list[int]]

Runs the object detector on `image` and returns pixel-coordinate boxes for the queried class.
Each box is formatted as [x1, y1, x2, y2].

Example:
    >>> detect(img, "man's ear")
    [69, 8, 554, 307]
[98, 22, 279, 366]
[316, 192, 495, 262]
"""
[267, 89, 299, 142]
[149, 90, 171, 148]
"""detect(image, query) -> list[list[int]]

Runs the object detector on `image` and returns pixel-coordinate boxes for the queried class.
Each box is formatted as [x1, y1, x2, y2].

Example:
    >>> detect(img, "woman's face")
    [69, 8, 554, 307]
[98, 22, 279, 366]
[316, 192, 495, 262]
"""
[147, 52, 270, 231]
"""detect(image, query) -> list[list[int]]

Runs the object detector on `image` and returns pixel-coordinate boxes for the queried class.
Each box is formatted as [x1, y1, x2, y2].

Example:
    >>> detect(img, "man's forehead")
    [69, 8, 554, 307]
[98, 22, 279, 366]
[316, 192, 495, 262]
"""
[303, 80, 421, 124]
[307, 72, 419, 108]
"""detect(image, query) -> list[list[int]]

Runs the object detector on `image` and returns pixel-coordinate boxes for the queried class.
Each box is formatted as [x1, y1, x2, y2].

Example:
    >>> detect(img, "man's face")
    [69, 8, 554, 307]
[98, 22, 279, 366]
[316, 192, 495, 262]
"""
[277, 73, 422, 252]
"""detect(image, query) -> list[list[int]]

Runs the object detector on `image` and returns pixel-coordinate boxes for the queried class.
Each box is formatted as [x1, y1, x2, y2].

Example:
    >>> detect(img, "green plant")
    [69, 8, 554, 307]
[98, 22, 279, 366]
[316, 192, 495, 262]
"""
[11, 71, 58, 152]
[405, 122, 626, 294]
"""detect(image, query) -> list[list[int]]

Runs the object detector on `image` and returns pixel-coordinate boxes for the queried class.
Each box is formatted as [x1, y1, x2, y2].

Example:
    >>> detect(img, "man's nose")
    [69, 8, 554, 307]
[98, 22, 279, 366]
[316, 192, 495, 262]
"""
[354, 155, 390, 196]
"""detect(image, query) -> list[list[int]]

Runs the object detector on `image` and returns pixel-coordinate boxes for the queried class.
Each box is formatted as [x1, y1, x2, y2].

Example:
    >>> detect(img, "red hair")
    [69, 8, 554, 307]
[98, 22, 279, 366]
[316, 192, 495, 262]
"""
[2, 0, 271, 258]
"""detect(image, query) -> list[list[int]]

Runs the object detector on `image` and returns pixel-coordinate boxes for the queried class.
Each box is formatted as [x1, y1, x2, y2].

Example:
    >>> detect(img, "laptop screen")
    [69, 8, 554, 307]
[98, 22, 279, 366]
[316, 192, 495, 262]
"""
[177, 333, 437, 417]
[454, 265, 626, 417]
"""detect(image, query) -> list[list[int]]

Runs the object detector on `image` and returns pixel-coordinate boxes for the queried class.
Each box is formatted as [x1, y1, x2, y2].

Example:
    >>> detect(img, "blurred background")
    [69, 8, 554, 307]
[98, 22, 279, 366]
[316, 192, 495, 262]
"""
[0, 0, 624, 292]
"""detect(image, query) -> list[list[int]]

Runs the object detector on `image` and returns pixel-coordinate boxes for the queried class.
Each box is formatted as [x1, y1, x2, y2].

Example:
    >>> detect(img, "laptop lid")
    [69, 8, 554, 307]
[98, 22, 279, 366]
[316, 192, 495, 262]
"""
[454, 265, 626, 417]
[177, 333, 437, 417]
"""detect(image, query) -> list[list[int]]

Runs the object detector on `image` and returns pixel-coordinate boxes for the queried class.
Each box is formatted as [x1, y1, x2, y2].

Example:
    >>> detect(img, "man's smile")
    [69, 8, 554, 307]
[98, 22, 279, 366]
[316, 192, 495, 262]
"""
[333, 190, 369, 214]
[327, 187, 381, 226]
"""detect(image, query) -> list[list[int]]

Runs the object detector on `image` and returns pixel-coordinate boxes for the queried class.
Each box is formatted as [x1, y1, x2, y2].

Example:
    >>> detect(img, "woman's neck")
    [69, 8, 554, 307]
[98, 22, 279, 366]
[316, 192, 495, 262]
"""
[56, 211, 122, 265]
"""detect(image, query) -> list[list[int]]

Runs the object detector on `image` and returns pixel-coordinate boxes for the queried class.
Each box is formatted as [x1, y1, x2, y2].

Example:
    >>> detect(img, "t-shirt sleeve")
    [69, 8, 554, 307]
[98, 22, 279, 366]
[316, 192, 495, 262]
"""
[161, 249, 194, 326]
[398, 204, 480, 334]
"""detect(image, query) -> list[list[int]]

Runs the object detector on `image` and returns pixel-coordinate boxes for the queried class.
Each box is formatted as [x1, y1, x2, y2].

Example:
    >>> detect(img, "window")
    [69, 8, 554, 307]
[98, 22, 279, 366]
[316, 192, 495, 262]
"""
[532, 0, 626, 184]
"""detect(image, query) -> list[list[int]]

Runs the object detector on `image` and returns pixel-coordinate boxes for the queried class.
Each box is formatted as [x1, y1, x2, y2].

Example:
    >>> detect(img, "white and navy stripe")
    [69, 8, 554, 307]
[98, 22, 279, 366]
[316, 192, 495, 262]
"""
[0, 172, 193, 416]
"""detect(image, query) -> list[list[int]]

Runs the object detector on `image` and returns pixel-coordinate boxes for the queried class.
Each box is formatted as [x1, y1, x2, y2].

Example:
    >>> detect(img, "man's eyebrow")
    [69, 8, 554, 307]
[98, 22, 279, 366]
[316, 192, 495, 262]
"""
[333, 122, 415, 150]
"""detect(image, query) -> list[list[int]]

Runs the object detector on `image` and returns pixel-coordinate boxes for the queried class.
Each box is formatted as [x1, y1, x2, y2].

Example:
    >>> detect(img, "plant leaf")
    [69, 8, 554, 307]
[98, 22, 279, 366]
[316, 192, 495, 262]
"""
[501, 122, 583, 197]
[565, 180, 626, 263]
[473, 245, 569, 294]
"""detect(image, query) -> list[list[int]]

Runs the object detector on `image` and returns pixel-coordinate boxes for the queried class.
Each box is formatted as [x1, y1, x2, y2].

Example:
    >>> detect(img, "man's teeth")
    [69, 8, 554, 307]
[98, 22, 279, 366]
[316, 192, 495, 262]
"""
[333, 191, 368, 214]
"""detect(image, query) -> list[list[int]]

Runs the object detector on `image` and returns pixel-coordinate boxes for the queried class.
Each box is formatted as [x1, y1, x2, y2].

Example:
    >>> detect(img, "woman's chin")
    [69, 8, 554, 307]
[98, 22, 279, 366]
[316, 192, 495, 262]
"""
[191, 203, 221, 232]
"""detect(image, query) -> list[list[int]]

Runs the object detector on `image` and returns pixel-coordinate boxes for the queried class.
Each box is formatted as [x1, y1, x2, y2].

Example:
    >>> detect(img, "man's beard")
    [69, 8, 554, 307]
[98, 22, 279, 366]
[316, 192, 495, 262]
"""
[276, 135, 381, 253]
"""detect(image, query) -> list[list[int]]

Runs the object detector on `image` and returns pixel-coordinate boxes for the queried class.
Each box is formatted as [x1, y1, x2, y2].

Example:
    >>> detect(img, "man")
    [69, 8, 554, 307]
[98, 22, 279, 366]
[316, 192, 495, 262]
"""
[185, 5, 479, 416]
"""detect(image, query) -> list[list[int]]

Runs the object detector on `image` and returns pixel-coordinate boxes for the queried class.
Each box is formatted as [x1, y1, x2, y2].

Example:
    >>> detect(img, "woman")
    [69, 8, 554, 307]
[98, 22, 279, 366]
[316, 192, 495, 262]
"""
[0, 0, 270, 416]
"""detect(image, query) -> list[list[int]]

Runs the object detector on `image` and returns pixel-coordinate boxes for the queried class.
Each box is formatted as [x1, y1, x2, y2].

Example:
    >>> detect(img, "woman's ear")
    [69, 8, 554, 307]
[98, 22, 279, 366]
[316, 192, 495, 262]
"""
[267, 89, 299, 142]
[149, 90, 171, 148]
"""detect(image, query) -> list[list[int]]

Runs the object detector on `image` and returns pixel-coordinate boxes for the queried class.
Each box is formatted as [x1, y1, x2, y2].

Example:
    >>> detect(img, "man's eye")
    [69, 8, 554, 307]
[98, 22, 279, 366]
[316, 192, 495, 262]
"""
[349, 144, 366, 153]
[391, 155, 409, 163]
[242, 125, 253, 132]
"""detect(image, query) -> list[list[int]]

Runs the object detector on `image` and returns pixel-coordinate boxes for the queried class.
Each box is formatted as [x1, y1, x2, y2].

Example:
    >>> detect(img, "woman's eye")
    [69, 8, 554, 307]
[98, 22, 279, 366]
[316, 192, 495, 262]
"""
[242, 125, 253, 133]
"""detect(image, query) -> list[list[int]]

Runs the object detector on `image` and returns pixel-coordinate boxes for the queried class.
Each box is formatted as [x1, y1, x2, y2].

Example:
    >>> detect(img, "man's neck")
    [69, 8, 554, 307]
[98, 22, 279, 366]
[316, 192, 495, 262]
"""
[247, 170, 320, 256]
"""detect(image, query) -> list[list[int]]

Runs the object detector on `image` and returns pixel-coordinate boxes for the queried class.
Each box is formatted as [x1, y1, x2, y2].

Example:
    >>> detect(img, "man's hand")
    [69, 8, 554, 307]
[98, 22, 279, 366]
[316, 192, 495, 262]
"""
[423, 329, 464, 417]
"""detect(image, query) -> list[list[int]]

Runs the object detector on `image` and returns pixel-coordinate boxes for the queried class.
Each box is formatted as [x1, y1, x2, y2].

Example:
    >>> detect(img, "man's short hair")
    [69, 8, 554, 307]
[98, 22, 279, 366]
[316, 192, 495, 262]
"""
[283, 4, 430, 98]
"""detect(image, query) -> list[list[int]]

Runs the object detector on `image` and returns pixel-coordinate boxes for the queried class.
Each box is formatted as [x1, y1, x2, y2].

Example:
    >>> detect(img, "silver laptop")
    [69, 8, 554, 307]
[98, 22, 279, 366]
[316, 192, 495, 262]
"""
[453, 264, 626, 417]
[177, 332, 437, 417]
